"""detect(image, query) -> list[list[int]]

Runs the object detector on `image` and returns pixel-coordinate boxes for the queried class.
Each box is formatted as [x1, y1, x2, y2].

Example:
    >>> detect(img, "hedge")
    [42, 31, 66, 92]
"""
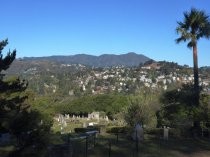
[106, 126, 129, 134]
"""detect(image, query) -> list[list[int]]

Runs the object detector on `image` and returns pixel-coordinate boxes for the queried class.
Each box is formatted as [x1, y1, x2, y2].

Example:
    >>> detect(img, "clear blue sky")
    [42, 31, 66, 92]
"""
[1, 0, 210, 67]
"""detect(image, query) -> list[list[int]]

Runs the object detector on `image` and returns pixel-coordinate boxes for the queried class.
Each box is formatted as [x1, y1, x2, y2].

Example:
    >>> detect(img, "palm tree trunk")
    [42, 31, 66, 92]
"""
[193, 44, 199, 106]
[192, 44, 200, 137]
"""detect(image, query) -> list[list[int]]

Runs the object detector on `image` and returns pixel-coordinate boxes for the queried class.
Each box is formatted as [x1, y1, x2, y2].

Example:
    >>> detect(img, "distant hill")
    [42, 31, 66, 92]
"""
[5, 56, 210, 97]
[21, 52, 151, 67]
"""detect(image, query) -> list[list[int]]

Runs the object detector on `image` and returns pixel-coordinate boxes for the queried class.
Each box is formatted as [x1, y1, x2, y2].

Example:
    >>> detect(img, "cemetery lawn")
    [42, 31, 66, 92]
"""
[1, 133, 210, 157]
[87, 134, 210, 157]
[0, 145, 15, 157]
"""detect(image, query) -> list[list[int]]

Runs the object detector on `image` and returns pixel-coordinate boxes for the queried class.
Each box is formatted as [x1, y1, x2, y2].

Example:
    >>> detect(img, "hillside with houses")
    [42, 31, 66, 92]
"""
[6, 59, 210, 97]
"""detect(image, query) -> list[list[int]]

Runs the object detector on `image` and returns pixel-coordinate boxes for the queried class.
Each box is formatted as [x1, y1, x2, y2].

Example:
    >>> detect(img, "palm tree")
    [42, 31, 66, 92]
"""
[176, 8, 210, 106]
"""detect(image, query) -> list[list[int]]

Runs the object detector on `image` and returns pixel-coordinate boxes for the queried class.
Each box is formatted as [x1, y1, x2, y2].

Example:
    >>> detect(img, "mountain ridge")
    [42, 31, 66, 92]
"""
[20, 52, 151, 67]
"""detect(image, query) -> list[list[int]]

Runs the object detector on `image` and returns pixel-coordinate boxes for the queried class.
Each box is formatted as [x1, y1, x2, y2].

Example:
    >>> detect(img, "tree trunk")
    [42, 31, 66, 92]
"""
[193, 44, 199, 106]
[192, 44, 201, 137]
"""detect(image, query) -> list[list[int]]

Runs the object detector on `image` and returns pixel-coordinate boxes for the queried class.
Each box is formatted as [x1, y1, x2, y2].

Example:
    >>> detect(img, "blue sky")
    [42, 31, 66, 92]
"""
[1, 0, 210, 67]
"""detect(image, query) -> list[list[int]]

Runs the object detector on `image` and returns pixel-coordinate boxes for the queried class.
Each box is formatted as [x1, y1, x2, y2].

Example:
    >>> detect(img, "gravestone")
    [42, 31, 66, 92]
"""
[59, 114, 65, 124]
[63, 121, 67, 127]
[105, 116, 109, 122]
[88, 112, 100, 120]
[72, 115, 75, 119]
[132, 123, 144, 141]
[65, 114, 69, 119]
[89, 122, 94, 126]
[163, 126, 169, 140]
[83, 122, 87, 128]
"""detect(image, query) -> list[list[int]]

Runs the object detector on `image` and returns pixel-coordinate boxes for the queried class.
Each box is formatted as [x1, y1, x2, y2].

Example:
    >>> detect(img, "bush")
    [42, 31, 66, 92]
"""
[145, 128, 163, 136]
[169, 128, 182, 137]
[74, 126, 100, 133]
[106, 126, 128, 134]
[146, 127, 186, 138]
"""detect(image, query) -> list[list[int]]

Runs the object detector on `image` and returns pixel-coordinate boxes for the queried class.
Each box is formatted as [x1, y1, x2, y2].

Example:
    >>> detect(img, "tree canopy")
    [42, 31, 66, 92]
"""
[176, 8, 210, 106]
[0, 39, 52, 152]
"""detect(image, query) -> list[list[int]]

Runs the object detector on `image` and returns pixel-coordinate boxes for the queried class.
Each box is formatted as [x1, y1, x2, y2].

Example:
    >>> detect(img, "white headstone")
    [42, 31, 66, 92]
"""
[63, 121, 67, 127]
[89, 122, 94, 126]
[163, 126, 169, 140]
[105, 116, 109, 121]
[83, 122, 87, 128]
[66, 114, 69, 119]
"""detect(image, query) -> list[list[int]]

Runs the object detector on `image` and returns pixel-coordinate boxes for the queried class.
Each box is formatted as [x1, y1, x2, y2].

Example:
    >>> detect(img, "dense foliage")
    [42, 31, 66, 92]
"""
[6, 58, 210, 98]
[123, 90, 160, 129]
[56, 94, 129, 119]
[0, 39, 53, 156]
[158, 84, 210, 136]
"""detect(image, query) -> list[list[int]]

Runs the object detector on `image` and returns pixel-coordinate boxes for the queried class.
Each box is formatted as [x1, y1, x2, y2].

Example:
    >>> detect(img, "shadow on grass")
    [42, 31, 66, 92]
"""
[3, 133, 210, 157]
[87, 134, 210, 157]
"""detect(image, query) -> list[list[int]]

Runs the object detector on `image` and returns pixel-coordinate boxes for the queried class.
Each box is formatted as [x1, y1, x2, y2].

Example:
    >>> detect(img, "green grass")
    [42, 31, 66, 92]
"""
[52, 120, 83, 133]
[86, 134, 210, 157]
[3, 118, 210, 157]
[2, 133, 210, 157]
[0, 145, 15, 157]
[50, 119, 210, 157]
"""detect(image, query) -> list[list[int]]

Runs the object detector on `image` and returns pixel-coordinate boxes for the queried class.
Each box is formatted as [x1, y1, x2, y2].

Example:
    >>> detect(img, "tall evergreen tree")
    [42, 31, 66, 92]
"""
[0, 38, 21, 133]
[0, 39, 52, 151]
[0, 39, 16, 78]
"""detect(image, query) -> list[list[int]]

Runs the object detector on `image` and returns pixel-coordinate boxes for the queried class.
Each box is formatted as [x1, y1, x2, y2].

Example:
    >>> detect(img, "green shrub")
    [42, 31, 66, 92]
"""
[146, 127, 185, 138]
[74, 126, 100, 133]
[169, 128, 182, 137]
[106, 126, 128, 134]
[145, 128, 163, 136]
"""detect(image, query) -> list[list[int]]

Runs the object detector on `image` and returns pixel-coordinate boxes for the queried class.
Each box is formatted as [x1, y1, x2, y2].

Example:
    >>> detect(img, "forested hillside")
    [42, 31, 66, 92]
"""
[5, 59, 210, 98]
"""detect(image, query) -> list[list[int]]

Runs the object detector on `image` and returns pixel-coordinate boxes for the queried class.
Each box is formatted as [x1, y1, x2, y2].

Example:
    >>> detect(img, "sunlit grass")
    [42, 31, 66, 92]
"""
[0, 145, 15, 157]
